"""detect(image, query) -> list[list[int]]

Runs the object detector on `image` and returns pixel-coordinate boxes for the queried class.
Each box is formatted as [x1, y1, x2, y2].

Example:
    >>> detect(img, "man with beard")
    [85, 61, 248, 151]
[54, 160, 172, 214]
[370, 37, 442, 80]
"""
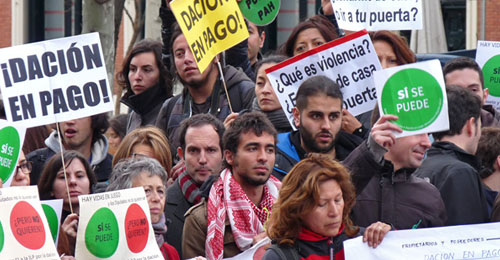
[164, 114, 225, 258]
[182, 112, 281, 259]
[272, 76, 362, 180]
[156, 23, 255, 159]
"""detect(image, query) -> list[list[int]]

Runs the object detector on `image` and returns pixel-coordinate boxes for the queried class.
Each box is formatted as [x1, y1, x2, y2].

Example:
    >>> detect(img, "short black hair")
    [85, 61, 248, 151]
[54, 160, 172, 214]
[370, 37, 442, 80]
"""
[254, 55, 288, 74]
[433, 85, 481, 140]
[443, 57, 484, 89]
[222, 112, 277, 166]
[91, 113, 109, 144]
[296, 75, 343, 111]
[477, 127, 500, 179]
[178, 113, 225, 152]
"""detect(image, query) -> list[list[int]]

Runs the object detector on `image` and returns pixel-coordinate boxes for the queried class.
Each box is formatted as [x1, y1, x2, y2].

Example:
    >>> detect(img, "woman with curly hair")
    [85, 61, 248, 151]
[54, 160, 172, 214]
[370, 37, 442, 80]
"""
[263, 154, 390, 259]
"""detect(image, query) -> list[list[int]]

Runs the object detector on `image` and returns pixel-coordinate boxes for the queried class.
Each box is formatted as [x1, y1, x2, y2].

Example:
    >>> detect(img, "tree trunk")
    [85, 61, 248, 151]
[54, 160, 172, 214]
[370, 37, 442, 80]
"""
[82, 0, 117, 114]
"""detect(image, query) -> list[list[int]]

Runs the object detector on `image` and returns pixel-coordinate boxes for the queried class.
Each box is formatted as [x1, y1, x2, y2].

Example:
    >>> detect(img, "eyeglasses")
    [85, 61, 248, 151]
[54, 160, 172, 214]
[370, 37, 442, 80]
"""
[16, 161, 32, 174]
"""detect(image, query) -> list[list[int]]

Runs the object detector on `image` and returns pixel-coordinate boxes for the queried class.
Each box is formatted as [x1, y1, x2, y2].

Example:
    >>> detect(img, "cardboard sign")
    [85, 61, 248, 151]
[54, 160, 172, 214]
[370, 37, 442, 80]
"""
[331, 0, 423, 31]
[41, 199, 63, 246]
[238, 0, 280, 26]
[0, 32, 113, 127]
[75, 187, 162, 259]
[0, 186, 59, 259]
[374, 59, 449, 137]
[171, 0, 249, 73]
[0, 120, 26, 187]
[265, 30, 382, 130]
[476, 40, 500, 111]
[344, 222, 500, 260]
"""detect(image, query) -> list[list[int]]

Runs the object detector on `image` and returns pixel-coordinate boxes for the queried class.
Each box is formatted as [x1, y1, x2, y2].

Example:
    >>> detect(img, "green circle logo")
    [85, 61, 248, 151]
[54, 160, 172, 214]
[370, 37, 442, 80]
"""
[0, 126, 21, 183]
[381, 68, 443, 131]
[0, 220, 4, 253]
[41, 204, 59, 243]
[482, 54, 500, 97]
[85, 208, 119, 258]
[238, 0, 280, 26]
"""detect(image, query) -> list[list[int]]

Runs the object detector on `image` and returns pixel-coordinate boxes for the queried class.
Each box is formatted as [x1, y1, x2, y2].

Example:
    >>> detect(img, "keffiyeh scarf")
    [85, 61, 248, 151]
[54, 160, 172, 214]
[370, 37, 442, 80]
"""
[205, 168, 281, 260]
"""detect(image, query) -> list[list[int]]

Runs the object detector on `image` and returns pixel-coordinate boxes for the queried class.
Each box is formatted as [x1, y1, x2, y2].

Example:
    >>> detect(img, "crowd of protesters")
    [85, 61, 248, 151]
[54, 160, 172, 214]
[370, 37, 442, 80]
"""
[1, 1, 500, 260]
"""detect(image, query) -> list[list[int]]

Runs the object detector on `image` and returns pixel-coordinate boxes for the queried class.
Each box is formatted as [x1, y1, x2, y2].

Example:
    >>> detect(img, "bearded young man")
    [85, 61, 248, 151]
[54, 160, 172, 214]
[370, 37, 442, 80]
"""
[272, 76, 362, 180]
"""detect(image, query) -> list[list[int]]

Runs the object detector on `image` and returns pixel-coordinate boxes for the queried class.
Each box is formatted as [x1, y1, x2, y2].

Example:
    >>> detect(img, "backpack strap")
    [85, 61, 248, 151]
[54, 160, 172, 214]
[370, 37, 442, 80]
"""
[266, 244, 300, 260]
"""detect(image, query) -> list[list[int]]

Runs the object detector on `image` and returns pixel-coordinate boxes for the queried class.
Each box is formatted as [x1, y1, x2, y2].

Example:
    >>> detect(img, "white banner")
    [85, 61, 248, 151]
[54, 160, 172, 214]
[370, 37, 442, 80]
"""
[476, 40, 500, 111]
[75, 187, 163, 259]
[345, 222, 500, 260]
[266, 30, 382, 130]
[0, 186, 59, 259]
[0, 32, 113, 127]
[331, 0, 423, 31]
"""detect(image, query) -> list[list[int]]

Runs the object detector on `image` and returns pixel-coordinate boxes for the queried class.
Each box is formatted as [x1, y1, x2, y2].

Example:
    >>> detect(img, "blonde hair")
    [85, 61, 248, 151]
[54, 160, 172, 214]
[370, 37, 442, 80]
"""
[113, 126, 172, 176]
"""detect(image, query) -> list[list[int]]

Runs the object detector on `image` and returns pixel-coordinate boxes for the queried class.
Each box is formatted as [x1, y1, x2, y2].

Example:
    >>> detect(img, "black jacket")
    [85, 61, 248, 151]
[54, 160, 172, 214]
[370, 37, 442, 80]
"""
[156, 65, 255, 159]
[120, 83, 171, 134]
[414, 141, 489, 225]
[164, 178, 192, 259]
[344, 140, 446, 229]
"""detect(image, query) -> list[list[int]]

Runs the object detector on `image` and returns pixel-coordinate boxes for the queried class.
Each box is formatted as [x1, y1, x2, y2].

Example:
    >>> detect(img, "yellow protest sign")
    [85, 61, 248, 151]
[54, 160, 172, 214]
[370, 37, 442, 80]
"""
[170, 0, 249, 73]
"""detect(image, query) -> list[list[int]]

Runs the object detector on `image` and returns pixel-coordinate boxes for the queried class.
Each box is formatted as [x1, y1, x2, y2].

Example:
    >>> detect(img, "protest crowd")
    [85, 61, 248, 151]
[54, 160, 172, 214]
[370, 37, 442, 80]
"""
[2, 0, 500, 260]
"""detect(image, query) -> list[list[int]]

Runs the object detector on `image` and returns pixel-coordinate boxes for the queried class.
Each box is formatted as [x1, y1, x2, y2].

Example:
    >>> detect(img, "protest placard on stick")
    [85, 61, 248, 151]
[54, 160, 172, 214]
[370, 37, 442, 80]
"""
[331, 0, 423, 31]
[476, 40, 500, 111]
[265, 30, 382, 130]
[0, 186, 59, 260]
[170, 0, 249, 73]
[0, 32, 113, 127]
[75, 187, 162, 259]
[238, 0, 280, 26]
[373, 59, 449, 138]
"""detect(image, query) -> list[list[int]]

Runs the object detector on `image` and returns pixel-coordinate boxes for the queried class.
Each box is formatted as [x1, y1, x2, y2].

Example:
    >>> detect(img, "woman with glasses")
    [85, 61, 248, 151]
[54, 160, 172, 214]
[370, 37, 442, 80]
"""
[112, 126, 173, 185]
[107, 157, 180, 260]
[12, 151, 32, 186]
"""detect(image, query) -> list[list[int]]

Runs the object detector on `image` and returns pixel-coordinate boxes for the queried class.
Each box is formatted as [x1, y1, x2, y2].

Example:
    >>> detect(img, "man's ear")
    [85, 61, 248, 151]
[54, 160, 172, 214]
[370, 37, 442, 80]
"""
[177, 147, 184, 161]
[224, 150, 234, 166]
[484, 87, 489, 103]
[259, 31, 266, 48]
[465, 117, 480, 137]
[495, 155, 500, 171]
[293, 107, 301, 128]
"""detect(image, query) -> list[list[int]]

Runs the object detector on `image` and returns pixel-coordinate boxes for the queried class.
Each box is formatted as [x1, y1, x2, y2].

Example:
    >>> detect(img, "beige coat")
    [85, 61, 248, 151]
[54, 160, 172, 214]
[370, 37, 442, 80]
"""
[182, 199, 241, 259]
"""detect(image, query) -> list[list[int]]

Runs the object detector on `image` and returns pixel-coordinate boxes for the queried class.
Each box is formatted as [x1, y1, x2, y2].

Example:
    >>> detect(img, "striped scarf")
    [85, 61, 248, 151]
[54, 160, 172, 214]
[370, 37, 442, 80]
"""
[205, 168, 281, 260]
[178, 167, 202, 205]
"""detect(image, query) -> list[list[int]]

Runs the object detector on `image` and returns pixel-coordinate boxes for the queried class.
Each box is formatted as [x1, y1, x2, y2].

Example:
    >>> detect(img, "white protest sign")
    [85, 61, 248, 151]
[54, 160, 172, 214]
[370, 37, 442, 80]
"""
[0, 186, 59, 259]
[75, 187, 163, 259]
[345, 222, 500, 260]
[266, 30, 382, 130]
[374, 59, 448, 138]
[41, 199, 63, 246]
[0, 32, 113, 127]
[331, 0, 423, 31]
[0, 120, 26, 187]
[476, 40, 500, 111]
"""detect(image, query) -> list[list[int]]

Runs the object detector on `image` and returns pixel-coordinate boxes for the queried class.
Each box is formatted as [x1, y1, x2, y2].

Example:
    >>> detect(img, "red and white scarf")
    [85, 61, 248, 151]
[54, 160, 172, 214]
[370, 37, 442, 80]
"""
[178, 166, 202, 205]
[205, 168, 281, 260]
